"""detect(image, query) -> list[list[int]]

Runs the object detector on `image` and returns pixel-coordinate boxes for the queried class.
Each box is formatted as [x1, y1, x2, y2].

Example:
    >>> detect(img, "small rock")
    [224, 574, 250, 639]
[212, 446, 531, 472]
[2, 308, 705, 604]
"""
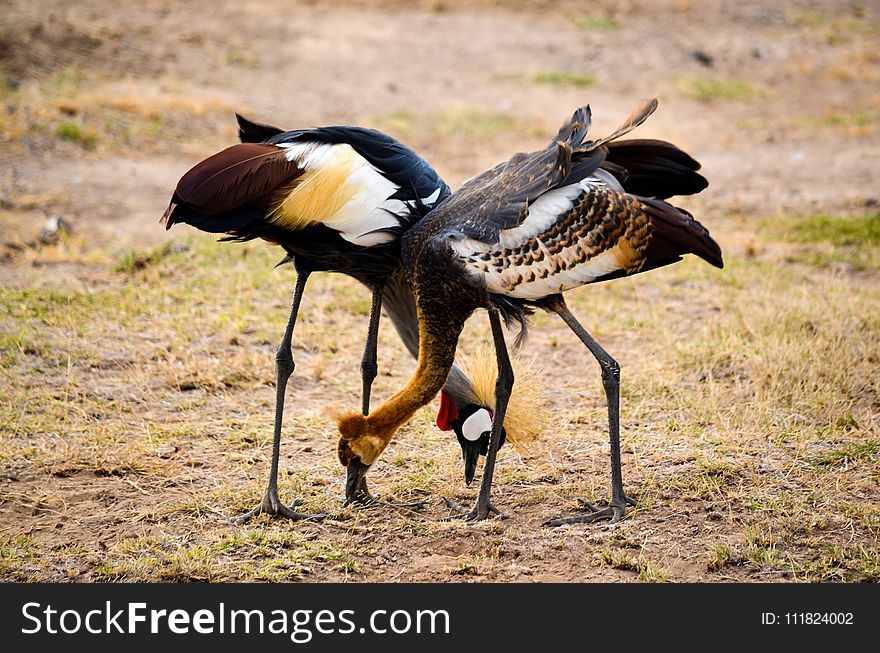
[39, 215, 72, 245]
[155, 444, 178, 459]
[691, 50, 714, 67]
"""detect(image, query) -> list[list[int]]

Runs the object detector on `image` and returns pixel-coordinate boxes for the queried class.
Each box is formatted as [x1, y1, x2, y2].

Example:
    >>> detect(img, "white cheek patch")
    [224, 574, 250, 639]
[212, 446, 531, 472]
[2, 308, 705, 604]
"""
[461, 409, 493, 442]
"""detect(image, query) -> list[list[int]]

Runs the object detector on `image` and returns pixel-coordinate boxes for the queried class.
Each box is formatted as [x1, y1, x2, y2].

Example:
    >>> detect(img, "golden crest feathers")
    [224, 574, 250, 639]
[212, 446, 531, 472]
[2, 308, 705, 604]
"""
[454, 342, 546, 453]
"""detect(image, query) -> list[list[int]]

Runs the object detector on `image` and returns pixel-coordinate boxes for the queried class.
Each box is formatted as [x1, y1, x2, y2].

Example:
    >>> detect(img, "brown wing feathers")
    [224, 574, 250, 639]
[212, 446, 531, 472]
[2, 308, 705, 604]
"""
[162, 143, 302, 232]
[553, 105, 592, 148]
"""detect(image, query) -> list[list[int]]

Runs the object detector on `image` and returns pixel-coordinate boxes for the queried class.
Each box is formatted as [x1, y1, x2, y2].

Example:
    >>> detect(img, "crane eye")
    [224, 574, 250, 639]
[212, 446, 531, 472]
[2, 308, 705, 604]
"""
[461, 409, 493, 442]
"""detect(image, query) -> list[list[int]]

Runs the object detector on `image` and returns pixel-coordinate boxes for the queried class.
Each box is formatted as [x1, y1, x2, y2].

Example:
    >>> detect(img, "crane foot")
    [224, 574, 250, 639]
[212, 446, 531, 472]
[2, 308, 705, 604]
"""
[442, 496, 505, 522]
[542, 495, 637, 527]
[232, 492, 325, 525]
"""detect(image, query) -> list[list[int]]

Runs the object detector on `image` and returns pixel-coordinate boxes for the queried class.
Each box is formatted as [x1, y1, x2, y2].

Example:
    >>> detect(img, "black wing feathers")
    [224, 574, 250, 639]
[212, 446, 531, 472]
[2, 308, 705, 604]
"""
[262, 125, 451, 206]
[236, 114, 285, 143]
[640, 198, 723, 269]
[605, 140, 708, 198]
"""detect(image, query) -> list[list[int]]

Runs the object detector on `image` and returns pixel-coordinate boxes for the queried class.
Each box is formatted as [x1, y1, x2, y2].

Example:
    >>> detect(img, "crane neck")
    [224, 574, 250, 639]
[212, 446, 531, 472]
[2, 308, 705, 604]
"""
[369, 308, 466, 435]
[381, 269, 480, 408]
[338, 303, 470, 467]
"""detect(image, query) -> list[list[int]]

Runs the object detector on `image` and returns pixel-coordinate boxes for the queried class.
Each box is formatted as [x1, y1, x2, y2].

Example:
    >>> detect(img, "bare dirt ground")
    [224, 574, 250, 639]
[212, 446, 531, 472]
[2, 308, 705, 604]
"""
[1, 0, 878, 582]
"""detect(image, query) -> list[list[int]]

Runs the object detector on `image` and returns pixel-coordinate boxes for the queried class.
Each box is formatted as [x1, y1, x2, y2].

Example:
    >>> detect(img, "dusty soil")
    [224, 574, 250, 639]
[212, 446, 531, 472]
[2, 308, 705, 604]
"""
[0, 0, 878, 583]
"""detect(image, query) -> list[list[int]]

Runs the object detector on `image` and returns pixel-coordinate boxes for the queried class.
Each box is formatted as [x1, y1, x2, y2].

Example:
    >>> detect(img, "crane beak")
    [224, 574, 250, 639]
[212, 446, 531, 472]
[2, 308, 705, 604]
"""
[345, 456, 371, 503]
[462, 441, 482, 487]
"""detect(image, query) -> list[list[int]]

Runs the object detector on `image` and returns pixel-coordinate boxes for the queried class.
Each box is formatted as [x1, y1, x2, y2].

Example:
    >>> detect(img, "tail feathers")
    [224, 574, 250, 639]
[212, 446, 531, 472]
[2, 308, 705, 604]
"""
[641, 197, 723, 270]
[562, 98, 661, 187]
[587, 97, 659, 150]
[553, 105, 592, 149]
[605, 139, 708, 198]
[236, 113, 285, 143]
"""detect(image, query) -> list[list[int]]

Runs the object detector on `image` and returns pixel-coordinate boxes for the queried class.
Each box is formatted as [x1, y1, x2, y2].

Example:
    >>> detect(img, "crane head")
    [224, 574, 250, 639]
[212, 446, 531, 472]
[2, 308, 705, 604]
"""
[336, 412, 384, 467]
[453, 404, 507, 486]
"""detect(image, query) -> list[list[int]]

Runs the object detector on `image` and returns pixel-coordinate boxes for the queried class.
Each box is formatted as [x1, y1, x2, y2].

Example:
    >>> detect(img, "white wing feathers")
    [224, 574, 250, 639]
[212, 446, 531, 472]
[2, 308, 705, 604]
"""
[274, 142, 413, 247]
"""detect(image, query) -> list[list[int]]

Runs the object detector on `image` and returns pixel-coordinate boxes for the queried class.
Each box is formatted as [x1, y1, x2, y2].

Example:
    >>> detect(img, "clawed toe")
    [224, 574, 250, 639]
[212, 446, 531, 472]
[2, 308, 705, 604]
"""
[544, 494, 637, 527]
[232, 494, 325, 524]
[442, 496, 470, 516]
[466, 501, 505, 522]
[443, 497, 504, 522]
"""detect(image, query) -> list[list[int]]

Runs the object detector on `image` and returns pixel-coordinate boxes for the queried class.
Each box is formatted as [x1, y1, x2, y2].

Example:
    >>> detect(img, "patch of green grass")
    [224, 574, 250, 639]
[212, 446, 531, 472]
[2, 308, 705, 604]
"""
[340, 559, 361, 574]
[375, 105, 546, 146]
[115, 241, 184, 273]
[742, 528, 784, 572]
[794, 544, 880, 582]
[225, 48, 260, 68]
[94, 530, 354, 582]
[598, 548, 668, 582]
[0, 534, 38, 579]
[679, 76, 762, 102]
[790, 10, 880, 46]
[373, 110, 416, 138]
[766, 213, 880, 270]
[432, 106, 546, 141]
[437, 107, 524, 140]
[574, 14, 619, 30]
[531, 71, 595, 88]
[783, 214, 880, 247]
[55, 120, 99, 148]
[638, 559, 669, 583]
[818, 108, 880, 130]
[707, 542, 731, 571]
[452, 557, 483, 576]
[814, 438, 880, 468]
[659, 456, 738, 501]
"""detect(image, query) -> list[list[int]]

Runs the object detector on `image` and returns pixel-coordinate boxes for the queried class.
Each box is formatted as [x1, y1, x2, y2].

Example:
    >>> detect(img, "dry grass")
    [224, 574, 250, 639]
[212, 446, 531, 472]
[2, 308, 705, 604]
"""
[1, 0, 879, 584]
[0, 66, 237, 156]
[1, 206, 878, 582]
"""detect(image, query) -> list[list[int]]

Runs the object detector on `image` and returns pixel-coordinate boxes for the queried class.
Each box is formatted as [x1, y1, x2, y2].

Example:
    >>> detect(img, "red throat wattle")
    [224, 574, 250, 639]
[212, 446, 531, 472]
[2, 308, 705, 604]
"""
[436, 391, 459, 431]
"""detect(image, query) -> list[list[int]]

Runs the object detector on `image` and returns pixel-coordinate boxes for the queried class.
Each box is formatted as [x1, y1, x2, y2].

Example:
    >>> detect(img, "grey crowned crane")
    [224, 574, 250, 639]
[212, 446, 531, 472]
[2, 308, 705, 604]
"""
[336, 98, 723, 524]
[162, 115, 450, 522]
[161, 115, 543, 520]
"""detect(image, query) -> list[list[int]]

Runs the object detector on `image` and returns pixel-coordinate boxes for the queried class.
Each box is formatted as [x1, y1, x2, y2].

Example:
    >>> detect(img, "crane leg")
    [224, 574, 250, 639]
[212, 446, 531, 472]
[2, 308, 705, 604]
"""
[345, 282, 426, 512]
[542, 297, 637, 527]
[460, 308, 512, 522]
[234, 268, 325, 524]
[360, 283, 383, 415]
